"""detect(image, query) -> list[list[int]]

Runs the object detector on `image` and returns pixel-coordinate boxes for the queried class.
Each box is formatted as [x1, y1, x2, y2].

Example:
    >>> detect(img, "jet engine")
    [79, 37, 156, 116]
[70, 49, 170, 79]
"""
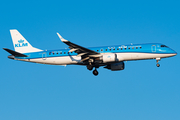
[102, 54, 117, 63]
[104, 61, 125, 71]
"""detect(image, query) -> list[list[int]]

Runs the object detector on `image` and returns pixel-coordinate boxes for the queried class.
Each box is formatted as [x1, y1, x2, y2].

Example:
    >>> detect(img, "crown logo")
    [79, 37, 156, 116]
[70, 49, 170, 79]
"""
[18, 39, 24, 43]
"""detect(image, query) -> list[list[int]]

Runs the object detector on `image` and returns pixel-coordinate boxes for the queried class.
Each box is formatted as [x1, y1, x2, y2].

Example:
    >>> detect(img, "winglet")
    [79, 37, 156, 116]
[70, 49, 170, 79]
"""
[57, 33, 68, 42]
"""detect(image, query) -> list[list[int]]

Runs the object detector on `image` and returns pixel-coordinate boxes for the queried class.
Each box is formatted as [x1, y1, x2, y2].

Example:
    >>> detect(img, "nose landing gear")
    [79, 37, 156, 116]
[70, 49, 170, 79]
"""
[156, 63, 160, 67]
[156, 58, 161, 67]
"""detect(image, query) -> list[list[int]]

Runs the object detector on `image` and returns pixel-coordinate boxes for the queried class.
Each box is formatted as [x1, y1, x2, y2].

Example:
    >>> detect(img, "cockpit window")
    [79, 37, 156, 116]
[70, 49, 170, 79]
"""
[161, 45, 168, 47]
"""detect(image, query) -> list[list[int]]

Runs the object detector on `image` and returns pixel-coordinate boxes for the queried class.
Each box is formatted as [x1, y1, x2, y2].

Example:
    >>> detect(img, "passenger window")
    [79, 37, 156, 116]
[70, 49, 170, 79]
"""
[124, 48, 126, 50]
[128, 48, 130, 49]
[101, 49, 103, 51]
[97, 50, 99, 52]
[60, 52, 62, 54]
[105, 49, 107, 51]
[136, 47, 138, 49]
[109, 49, 111, 51]
[49, 52, 51, 55]
[140, 47, 142, 49]
[117, 48, 119, 50]
[132, 47, 134, 49]
[64, 52, 66, 54]
[113, 48, 115, 50]
[121, 48, 123, 50]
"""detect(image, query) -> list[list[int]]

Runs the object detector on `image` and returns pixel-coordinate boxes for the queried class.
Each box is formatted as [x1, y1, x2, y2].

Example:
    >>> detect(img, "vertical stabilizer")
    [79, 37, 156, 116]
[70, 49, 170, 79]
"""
[10, 29, 42, 53]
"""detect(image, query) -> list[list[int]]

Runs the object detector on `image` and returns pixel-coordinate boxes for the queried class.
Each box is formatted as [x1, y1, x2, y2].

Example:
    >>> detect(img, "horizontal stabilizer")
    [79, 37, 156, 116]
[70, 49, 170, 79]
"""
[3, 48, 27, 57]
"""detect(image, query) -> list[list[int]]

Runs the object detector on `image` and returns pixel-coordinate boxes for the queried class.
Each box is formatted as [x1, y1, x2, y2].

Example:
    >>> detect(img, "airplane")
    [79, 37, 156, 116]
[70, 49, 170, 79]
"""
[3, 29, 177, 76]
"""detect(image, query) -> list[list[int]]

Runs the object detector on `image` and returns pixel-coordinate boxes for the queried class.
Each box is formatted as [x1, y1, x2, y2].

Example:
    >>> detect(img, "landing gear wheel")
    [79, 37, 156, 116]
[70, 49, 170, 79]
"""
[156, 58, 161, 67]
[93, 69, 98, 76]
[87, 65, 93, 70]
[156, 63, 160, 67]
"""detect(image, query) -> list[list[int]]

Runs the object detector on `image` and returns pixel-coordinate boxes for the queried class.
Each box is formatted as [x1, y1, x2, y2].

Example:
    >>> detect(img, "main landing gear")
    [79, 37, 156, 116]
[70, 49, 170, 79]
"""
[87, 64, 93, 70]
[93, 69, 98, 76]
[156, 58, 161, 67]
[86, 64, 99, 76]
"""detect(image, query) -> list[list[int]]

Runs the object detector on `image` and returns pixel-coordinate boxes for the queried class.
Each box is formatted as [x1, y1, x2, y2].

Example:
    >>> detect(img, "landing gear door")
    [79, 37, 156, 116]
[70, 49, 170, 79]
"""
[42, 52, 47, 60]
[152, 45, 156, 52]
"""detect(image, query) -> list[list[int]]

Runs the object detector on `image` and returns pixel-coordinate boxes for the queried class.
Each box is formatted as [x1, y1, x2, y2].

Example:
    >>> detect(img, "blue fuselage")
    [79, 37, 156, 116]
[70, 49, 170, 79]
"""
[16, 43, 176, 60]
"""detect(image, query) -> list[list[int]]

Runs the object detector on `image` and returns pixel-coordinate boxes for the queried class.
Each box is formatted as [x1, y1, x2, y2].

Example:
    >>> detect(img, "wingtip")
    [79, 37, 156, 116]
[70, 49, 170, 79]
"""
[10, 29, 17, 32]
[57, 32, 68, 42]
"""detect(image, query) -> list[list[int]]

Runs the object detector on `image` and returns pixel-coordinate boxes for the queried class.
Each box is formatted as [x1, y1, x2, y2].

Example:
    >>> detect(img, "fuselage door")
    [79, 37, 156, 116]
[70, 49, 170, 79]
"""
[152, 45, 156, 52]
[42, 52, 47, 60]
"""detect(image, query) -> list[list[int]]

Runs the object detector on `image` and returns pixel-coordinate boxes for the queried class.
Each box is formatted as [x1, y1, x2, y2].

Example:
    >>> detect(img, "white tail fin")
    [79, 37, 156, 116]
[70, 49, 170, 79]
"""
[10, 29, 42, 53]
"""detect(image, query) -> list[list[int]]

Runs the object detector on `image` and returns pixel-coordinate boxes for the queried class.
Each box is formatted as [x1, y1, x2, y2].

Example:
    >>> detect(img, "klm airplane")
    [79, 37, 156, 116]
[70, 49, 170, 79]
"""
[3, 29, 177, 76]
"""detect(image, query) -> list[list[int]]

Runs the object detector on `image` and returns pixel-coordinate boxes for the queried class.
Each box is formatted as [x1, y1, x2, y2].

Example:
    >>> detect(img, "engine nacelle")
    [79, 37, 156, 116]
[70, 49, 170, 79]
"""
[104, 62, 125, 71]
[102, 54, 117, 63]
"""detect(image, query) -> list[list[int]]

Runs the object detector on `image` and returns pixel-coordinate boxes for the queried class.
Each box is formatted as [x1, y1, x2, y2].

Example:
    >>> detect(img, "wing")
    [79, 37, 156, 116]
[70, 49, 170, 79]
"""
[57, 33, 100, 61]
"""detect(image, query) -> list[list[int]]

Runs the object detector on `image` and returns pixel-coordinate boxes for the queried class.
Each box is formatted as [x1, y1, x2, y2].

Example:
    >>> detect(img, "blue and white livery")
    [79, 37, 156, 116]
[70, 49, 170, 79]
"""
[3, 29, 177, 76]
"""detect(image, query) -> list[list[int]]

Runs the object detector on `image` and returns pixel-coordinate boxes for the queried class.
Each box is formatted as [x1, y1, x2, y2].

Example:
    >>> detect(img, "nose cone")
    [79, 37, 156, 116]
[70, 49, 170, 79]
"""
[171, 49, 177, 56]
